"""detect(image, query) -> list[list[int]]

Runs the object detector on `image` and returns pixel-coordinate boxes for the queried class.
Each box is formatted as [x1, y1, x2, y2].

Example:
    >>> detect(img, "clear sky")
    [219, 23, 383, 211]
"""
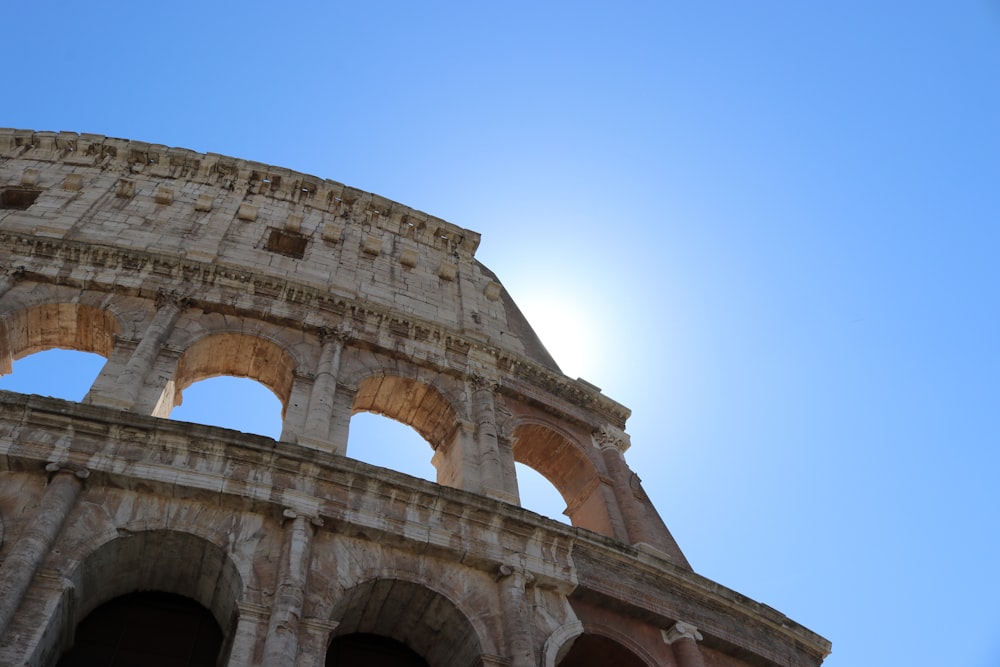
[4, 2, 1000, 665]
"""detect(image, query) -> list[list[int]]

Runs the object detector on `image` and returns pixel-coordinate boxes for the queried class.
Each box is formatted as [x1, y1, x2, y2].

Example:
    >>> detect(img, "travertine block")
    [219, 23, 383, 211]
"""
[363, 235, 383, 256]
[195, 194, 214, 212]
[116, 179, 135, 199]
[438, 260, 457, 281]
[21, 169, 39, 187]
[63, 174, 83, 191]
[400, 247, 418, 268]
[237, 203, 258, 221]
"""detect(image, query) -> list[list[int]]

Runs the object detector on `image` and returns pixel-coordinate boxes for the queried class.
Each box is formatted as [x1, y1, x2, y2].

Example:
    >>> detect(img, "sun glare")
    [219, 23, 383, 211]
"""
[516, 290, 605, 383]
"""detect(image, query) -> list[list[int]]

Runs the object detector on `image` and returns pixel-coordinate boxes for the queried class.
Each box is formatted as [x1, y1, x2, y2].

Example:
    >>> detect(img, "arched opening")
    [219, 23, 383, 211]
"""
[0, 348, 105, 401]
[557, 633, 648, 667]
[56, 591, 223, 667]
[0, 302, 119, 400]
[513, 423, 615, 537]
[347, 411, 436, 482]
[46, 529, 244, 667]
[159, 332, 295, 435]
[515, 461, 570, 524]
[170, 375, 283, 439]
[327, 633, 429, 667]
[350, 375, 460, 487]
[328, 579, 482, 667]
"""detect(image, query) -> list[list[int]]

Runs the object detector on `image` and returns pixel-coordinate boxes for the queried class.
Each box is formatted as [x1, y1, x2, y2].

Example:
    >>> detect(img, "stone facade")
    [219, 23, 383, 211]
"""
[0, 128, 830, 666]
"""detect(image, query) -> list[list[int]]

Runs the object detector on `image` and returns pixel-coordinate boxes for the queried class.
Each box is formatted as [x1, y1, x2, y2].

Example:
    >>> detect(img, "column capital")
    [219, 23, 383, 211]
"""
[281, 508, 323, 527]
[496, 562, 535, 586]
[44, 462, 90, 480]
[319, 323, 352, 344]
[662, 621, 703, 644]
[470, 372, 500, 392]
[154, 288, 191, 310]
[593, 425, 630, 453]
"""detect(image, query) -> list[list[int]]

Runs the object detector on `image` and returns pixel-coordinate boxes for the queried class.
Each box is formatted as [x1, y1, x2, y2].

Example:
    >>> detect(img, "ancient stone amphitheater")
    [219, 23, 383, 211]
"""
[0, 129, 829, 666]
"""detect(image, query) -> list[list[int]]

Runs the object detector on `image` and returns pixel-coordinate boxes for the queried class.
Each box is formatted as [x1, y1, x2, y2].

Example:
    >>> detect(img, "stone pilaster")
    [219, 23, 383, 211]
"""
[0, 266, 25, 375]
[662, 621, 706, 667]
[86, 291, 185, 410]
[261, 509, 320, 667]
[595, 426, 690, 567]
[496, 563, 536, 667]
[595, 427, 649, 543]
[227, 601, 270, 667]
[299, 327, 349, 448]
[0, 464, 87, 638]
[471, 374, 517, 503]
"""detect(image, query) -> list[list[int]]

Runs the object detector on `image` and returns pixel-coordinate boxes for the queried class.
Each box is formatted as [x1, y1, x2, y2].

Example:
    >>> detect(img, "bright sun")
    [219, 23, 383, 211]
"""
[516, 290, 604, 384]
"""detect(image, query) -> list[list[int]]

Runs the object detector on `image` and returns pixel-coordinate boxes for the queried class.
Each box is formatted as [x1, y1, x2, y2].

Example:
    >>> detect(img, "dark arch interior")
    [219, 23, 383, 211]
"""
[558, 633, 647, 667]
[57, 591, 223, 667]
[327, 633, 429, 667]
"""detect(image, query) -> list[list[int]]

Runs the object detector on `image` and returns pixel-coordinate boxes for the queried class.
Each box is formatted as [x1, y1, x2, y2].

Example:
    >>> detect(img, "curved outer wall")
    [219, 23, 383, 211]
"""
[0, 129, 829, 666]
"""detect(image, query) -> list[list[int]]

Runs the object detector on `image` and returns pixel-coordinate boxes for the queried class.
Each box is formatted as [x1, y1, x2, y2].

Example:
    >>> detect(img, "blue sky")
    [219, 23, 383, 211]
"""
[4, 2, 1000, 665]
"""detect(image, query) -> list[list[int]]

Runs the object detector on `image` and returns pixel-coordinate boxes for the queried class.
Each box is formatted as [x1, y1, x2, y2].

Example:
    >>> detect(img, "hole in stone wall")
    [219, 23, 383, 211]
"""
[556, 634, 648, 667]
[170, 376, 283, 439]
[516, 462, 570, 524]
[326, 633, 429, 667]
[0, 349, 106, 401]
[347, 412, 436, 482]
[57, 591, 223, 667]
[265, 228, 308, 259]
[0, 187, 42, 210]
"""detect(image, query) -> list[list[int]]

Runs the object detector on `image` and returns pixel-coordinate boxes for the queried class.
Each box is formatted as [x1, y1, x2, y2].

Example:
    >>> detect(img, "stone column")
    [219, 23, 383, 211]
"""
[662, 621, 706, 667]
[0, 266, 25, 375]
[87, 291, 184, 410]
[261, 509, 319, 667]
[470, 374, 517, 503]
[496, 563, 536, 667]
[595, 427, 691, 567]
[595, 428, 650, 545]
[299, 328, 347, 448]
[227, 602, 270, 667]
[0, 464, 87, 638]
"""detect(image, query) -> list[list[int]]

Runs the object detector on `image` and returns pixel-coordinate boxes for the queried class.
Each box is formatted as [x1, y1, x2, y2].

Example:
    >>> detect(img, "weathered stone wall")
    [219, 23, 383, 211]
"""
[0, 129, 830, 666]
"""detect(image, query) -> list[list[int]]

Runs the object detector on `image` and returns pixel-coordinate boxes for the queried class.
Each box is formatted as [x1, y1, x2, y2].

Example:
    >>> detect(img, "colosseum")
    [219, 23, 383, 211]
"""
[0, 128, 830, 666]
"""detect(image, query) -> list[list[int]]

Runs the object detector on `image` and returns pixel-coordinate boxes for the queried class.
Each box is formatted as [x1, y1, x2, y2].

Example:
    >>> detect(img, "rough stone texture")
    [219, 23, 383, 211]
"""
[0, 129, 830, 666]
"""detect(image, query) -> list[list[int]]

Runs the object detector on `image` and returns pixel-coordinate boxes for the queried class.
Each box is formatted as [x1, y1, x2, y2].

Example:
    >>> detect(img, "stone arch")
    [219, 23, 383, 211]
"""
[327, 577, 487, 667]
[165, 331, 297, 417]
[543, 621, 584, 667]
[510, 419, 616, 537]
[51, 529, 245, 664]
[545, 622, 655, 667]
[351, 372, 461, 450]
[0, 301, 121, 375]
